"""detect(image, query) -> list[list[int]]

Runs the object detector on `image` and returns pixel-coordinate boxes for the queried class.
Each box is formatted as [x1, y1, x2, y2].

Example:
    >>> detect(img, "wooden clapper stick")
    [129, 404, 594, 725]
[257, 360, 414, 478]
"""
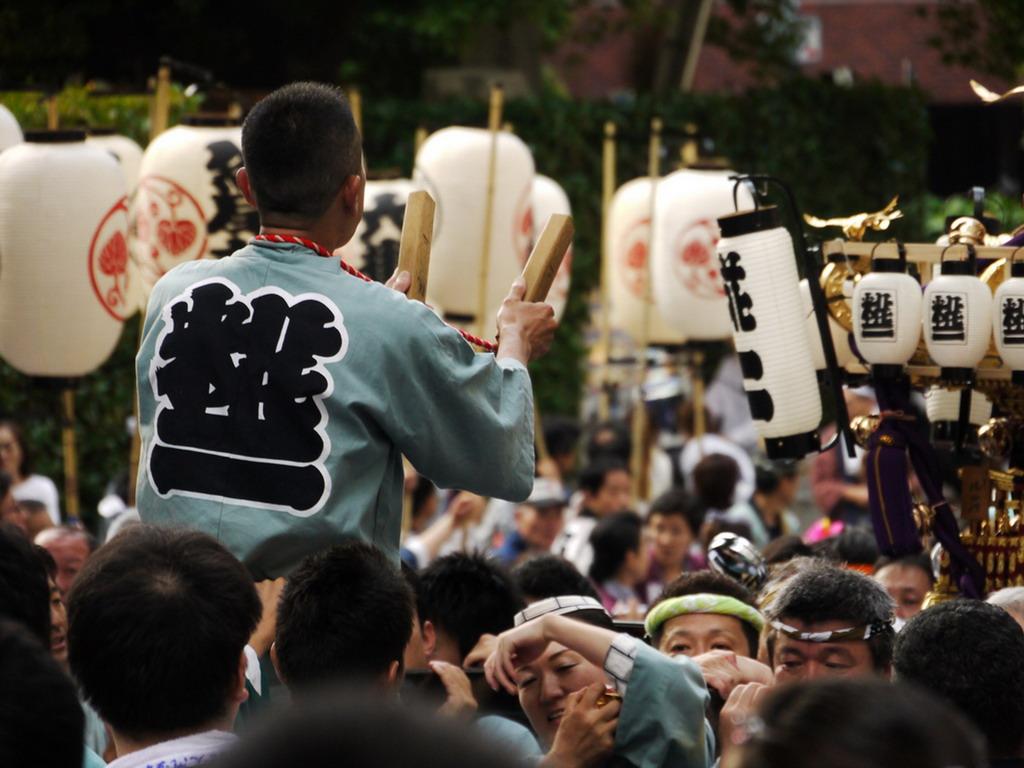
[395, 198, 574, 538]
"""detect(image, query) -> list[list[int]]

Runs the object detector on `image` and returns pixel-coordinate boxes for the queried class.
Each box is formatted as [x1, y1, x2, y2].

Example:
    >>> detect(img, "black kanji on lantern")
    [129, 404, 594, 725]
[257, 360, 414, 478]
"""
[738, 350, 774, 422]
[719, 251, 756, 332]
[930, 293, 967, 342]
[206, 140, 260, 258]
[859, 290, 896, 339]
[148, 278, 347, 513]
[1002, 297, 1024, 345]
[358, 193, 406, 282]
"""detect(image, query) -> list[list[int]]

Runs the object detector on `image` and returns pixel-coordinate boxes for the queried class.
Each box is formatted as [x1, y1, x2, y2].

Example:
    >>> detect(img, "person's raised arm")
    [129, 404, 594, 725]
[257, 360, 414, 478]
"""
[495, 278, 558, 366]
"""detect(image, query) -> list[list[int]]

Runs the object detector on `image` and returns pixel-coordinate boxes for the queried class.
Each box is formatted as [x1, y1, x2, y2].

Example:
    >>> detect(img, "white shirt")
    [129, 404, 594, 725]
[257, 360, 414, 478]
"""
[12, 473, 61, 524]
[108, 730, 236, 768]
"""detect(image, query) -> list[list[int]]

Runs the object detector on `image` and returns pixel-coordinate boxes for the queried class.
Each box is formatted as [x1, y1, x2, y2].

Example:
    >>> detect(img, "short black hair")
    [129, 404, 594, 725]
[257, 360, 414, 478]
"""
[648, 487, 704, 537]
[0, 619, 84, 768]
[578, 458, 629, 496]
[762, 535, 813, 565]
[874, 553, 934, 584]
[652, 570, 759, 655]
[692, 453, 739, 510]
[738, 678, 985, 768]
[242, 82, 362, 220]
[584, 420, 631, 464]
[588, 511, 643, 584]
[418, 553, 524, 661]
[754, 460, 796, 495]
[67, 525, 260, 741]
[277, 540, 413, 689]
[210, 687, 523, 768]
[543, 416, 581, 459]
[766, 561, 895, 671]
[0, 523, 49, 644]
[814, 527, 878, 568]
[512, 554, 598, 602]
[894, 599, 1024, 759]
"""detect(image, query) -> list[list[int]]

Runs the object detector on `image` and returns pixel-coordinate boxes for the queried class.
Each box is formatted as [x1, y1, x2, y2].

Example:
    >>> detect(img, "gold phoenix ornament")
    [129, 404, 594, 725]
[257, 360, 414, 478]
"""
[804, 196, 903, 242]
[970, 79, 1024, 104]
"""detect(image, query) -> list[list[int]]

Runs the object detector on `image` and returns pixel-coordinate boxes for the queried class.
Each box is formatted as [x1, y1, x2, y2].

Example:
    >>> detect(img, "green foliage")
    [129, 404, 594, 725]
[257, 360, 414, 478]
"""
[0, 78, 933, 522]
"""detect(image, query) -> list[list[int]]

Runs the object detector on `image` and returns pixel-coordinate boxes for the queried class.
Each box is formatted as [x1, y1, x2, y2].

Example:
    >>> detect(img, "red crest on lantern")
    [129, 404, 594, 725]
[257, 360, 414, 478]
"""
[134, 175, 208, 280]
[88, 197, 133, 320]
[673, 218, 724, 301]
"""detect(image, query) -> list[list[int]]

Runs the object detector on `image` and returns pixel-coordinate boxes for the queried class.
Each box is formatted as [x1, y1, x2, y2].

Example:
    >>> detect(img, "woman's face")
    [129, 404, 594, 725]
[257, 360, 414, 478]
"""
[49, 579, 68, 666]
[0, 426, 23, 479]
[513, 642, 607, 747]
[648, 512, 693, 569]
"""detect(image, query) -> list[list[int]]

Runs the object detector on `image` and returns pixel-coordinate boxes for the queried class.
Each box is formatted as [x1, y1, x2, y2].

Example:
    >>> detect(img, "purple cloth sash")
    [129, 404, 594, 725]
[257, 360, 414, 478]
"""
[867, 377, 985, 598]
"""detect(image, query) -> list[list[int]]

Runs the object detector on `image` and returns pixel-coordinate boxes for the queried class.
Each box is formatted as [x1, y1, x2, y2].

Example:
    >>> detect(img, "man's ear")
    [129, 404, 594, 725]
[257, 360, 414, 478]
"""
[235, 649, 250, 704]
[422, 619, 437, 660]
[385, 659, 402, 688]
[270, 641, 285, 685]
[236, 167, 257, 207]
[340, 173, 364, 214]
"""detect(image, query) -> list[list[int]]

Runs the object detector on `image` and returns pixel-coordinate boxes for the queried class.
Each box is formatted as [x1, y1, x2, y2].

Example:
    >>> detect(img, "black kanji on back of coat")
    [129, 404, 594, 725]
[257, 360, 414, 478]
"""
[149, 279, 346, 513]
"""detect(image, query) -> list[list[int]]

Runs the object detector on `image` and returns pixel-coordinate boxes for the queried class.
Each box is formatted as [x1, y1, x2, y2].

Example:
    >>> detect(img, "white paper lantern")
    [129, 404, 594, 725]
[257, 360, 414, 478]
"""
[0, 131, 127, 376]
[924, 386, 992, 444]
[133, 117, 259, 305]
[87, 130, 143, 194]
[414, 127, 534, 324]
[852, 256, 922, 375]
[606, 177, 684, 346]
[0, 104, 23, 153]
[651, 169, 754, 340]
[715, 206, 822, 458]
[994, 260, 1024, 383]
[799, 277, 854, 371]
[340, 178, 416, 282]
[922, 259, 993, 381]
[532, 175, 572, 320]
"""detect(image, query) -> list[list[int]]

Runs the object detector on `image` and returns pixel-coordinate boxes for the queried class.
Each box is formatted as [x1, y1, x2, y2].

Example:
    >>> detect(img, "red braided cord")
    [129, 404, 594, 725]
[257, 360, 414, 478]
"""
[251, 234, 498, 353]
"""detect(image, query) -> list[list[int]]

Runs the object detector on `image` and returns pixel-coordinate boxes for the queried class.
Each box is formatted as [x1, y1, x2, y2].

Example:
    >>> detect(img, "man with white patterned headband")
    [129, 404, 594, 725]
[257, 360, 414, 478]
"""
[765, 561, 895, 683]
[485, 595, 713, 768]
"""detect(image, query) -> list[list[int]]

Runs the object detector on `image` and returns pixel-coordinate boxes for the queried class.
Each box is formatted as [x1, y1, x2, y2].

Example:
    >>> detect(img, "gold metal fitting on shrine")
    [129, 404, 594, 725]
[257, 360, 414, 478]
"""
[850, 414, 880, 447]
[978, 418, 1013, 460]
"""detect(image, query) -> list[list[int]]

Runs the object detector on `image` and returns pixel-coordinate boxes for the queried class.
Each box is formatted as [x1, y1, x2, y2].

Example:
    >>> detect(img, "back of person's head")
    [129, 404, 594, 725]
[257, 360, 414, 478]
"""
[588, 511, 643, 584]
[577, 457, 628, 496]
[692, 453, 739, 510]
[584, 420, 631, 464]
[543, 416, 581, 460]
[762, 535, 813, 565]
[0, 523, 49, 644]
[652, 570, 759, 654]
[67, 525, 260, 741]
[241, 82, 362, 220]
[678, 402, 721, 436]
[0, 619, 84, 768]
[894, 599, 1024, 759]
[418, 553, 523, 661]
[512, 554, 598, 603]
[816, 528, 879, 571]
[737, 678, 985, 768]
[276, 540, 413, 689]
[648, 487, 704, 538]
[211, 688, 522, 768]
[766, 561, 895, 671]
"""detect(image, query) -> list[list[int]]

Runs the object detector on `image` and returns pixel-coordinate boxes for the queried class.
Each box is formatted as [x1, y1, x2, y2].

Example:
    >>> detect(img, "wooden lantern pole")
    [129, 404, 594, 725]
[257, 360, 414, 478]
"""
[150, 63, 172, 142]
[598, 121, 617, 421]
[45, 95, 59, 130]
[630, 118, 662, 503]
[692, 349, 706, 438]
[60, 387, 80, 520]
[476, 84, 504, 338]
[414, 126, 428, 156]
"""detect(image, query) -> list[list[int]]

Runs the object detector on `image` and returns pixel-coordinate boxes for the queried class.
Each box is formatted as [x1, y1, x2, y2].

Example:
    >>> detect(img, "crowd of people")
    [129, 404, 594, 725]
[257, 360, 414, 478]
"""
[1, 390, 1020, 768]
[0, 82, 1017, 768]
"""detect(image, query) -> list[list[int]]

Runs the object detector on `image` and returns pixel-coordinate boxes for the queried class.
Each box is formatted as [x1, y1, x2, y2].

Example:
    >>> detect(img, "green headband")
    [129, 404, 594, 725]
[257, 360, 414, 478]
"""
[645, 593, 766, 638]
